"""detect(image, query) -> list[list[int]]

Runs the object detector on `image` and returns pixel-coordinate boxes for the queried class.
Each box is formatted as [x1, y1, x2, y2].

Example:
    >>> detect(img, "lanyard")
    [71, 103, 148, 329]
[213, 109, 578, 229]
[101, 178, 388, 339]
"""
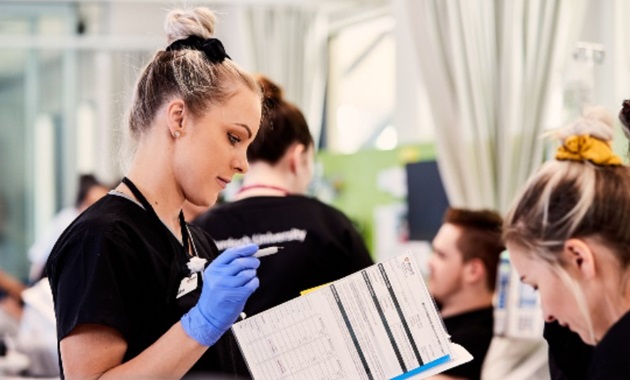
[121, 177, 192, 256]
[237, 184, 291, 196]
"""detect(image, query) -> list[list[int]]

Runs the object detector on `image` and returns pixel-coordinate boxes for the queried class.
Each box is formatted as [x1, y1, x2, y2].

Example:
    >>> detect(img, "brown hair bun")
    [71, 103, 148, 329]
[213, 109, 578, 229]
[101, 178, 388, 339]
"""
[255, 74, 284, 103]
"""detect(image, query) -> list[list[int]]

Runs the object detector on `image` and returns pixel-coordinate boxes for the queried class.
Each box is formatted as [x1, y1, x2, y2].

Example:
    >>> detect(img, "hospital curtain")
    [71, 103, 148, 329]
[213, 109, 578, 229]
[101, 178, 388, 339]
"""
[397, 0, 587, 212]
[244, 6, 328, 148]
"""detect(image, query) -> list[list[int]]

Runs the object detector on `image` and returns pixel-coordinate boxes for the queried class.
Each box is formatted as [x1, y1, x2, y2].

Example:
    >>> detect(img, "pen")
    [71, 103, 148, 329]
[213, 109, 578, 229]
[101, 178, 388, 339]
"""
[254, 246, 283, 258]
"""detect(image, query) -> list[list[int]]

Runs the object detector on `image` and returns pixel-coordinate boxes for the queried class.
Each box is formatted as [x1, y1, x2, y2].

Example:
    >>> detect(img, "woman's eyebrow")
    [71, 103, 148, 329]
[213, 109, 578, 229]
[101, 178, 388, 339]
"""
[234, 123, 252, 138]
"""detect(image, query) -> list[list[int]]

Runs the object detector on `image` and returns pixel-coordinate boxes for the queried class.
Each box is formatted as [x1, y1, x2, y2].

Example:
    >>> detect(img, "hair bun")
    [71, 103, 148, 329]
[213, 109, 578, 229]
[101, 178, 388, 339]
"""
[582, 105, 614, 129]
[556, 105, 615, 142]
[255, 75, 284, 103]
[164, 7, 216, 44]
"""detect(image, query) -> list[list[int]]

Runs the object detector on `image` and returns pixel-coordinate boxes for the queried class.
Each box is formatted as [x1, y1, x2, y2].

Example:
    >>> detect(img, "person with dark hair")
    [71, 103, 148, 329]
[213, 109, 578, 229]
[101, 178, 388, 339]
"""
[46, 7, 264, 378]
[28, 173, 109, 283]
[74, 174, 105, 209]
[504, 105, 630, 379]
[193, 74, 374, 376]
[428, 207, 504, 380]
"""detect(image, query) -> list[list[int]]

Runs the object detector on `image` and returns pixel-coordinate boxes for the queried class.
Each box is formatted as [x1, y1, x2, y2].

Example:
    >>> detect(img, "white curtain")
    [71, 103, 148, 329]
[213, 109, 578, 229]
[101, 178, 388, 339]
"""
[395, 3, 588, 379]
[244, 5, 329, 148]
[397, 0, 587, 212]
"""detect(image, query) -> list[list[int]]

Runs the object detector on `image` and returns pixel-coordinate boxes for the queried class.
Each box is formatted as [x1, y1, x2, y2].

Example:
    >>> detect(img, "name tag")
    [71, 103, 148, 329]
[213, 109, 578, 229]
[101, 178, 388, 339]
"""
[176, 272, 198, 299]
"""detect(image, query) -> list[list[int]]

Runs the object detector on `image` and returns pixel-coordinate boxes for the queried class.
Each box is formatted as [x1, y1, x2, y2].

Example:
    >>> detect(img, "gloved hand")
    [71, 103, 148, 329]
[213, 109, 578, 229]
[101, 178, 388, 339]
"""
[181, 243, 260, 346]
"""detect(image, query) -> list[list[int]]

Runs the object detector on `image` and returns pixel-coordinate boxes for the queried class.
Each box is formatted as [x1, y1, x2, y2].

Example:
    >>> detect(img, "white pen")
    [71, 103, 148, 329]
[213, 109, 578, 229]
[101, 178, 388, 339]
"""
[254, 246, 283, 258]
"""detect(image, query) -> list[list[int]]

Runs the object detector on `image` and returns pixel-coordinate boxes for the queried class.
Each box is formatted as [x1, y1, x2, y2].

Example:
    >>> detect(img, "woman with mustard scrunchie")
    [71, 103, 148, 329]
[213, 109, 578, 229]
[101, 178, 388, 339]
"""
[553, 105, 621, 166]
[505, 105, 630, 380]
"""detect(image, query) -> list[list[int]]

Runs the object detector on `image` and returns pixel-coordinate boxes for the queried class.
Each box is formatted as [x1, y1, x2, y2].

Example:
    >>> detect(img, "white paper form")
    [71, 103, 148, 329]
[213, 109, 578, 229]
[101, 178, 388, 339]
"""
[232, 253, 471, 380]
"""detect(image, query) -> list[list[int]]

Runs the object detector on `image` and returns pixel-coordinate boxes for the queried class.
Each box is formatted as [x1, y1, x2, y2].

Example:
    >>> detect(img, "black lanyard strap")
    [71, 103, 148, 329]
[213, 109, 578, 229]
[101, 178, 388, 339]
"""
[121, 177, 190, 255]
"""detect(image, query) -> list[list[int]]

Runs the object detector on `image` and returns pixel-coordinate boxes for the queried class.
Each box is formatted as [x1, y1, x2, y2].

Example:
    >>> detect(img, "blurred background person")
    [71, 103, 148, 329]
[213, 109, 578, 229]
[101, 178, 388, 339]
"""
[193, 74, 374, 377]
[0, 267, 26, 334]
[428, 207, 504, 380]
[27, 173, 108, 282]
[0, 193, 24, 350]
[0, 174, 109, 376]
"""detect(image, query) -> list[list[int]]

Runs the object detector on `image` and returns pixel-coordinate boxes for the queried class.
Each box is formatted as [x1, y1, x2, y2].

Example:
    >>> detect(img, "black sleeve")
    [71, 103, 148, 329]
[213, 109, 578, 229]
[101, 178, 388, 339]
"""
[48, 224, 140, 341]
[342, 220, 374, 270]
[326, 208, 374, 273]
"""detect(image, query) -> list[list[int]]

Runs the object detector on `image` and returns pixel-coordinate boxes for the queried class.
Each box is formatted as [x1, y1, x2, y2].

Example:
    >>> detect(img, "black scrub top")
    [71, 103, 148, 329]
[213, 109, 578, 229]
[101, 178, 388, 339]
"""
[46, 193, 219, 375]
[544, 321, 593, 380]
[587, 310, 630, 379]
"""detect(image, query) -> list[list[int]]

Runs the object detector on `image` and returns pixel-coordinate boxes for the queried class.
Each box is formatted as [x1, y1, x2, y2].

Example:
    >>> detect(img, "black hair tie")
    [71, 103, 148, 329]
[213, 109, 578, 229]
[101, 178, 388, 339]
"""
[166, 35, 231, 64]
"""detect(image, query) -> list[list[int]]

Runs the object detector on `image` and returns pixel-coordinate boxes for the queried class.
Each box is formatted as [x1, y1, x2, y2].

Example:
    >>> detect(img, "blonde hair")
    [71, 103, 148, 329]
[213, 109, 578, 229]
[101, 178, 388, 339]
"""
[504, 106, 630, 342]
[126, 7, 260, 144]
[551, 105, 615, 141]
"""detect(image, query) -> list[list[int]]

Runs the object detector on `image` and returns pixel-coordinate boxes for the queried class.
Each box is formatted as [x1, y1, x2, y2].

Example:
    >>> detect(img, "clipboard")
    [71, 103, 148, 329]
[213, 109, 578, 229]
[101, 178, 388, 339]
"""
[232, 252, 472, 379]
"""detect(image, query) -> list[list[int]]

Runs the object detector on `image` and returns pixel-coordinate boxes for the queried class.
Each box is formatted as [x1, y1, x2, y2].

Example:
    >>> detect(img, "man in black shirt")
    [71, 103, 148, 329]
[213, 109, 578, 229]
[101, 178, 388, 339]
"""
[428, 208, 504, 380]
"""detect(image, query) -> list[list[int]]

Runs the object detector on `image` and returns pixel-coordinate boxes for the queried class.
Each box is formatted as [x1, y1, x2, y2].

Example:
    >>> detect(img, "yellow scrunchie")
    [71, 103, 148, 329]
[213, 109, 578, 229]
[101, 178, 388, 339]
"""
[555, 135, 622, 166]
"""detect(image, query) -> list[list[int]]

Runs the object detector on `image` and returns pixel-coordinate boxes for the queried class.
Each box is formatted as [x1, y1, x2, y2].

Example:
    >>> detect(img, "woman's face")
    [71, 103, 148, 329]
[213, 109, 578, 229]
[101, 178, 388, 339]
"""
[507, 243, 596, 345]
[175, 85, 261, 207]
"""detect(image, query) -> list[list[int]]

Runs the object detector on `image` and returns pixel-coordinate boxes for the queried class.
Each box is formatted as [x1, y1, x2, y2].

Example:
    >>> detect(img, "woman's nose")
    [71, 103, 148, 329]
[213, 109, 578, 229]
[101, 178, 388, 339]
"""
[233, 154, 249, 174]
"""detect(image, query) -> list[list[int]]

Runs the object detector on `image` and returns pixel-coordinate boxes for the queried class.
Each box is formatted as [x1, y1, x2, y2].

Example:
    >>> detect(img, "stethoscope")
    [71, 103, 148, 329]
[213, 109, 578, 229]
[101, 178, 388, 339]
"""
[121, 177, 207, 275]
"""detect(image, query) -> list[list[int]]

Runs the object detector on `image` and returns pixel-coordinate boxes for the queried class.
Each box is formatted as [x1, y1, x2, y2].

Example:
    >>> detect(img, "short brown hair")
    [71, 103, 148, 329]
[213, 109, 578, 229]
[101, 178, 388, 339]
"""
[444, 207, 504, 291]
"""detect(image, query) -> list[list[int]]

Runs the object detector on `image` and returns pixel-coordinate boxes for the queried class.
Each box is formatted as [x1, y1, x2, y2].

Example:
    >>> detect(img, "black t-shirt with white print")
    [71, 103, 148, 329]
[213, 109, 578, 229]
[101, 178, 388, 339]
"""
[193, 195, 374, 377]
[194, 195, 374, 317]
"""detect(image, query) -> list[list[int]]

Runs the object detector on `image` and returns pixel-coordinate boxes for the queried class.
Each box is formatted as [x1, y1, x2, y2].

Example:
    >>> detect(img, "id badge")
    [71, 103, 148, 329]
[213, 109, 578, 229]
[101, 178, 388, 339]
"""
[176, 272, 198, 299]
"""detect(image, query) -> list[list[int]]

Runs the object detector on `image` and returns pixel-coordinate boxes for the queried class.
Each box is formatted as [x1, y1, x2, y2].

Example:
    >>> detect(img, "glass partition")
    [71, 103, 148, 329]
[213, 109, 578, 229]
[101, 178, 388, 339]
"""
[0, 5, 78, 279]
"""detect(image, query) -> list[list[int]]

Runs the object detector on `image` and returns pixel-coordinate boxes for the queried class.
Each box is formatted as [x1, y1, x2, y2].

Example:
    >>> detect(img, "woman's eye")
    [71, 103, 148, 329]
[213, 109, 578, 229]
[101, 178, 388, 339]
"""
[228, 133, 241, 145]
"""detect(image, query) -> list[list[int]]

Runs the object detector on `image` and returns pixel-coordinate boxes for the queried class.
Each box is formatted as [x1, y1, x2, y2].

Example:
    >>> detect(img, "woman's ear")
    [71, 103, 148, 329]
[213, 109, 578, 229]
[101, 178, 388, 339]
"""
[166, 99, 185, 138]
[563, 238, 596, 280]
[289, 143, 307, 174]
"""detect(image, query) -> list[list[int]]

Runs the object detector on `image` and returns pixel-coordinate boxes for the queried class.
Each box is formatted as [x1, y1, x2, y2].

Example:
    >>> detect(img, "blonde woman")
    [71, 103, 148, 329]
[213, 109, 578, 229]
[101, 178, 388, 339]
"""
[503, 106, 630, 379]
[46, 7, 263, 379]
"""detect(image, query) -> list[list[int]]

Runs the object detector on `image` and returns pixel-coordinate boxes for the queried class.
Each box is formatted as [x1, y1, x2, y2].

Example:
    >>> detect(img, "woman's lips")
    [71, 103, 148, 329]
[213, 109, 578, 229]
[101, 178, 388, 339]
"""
[217, 177, 230, 189]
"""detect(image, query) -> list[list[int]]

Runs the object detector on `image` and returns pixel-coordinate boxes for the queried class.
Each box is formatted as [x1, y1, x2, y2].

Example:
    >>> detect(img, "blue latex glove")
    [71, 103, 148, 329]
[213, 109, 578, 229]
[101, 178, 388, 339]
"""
[181, 243, 260, 346]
